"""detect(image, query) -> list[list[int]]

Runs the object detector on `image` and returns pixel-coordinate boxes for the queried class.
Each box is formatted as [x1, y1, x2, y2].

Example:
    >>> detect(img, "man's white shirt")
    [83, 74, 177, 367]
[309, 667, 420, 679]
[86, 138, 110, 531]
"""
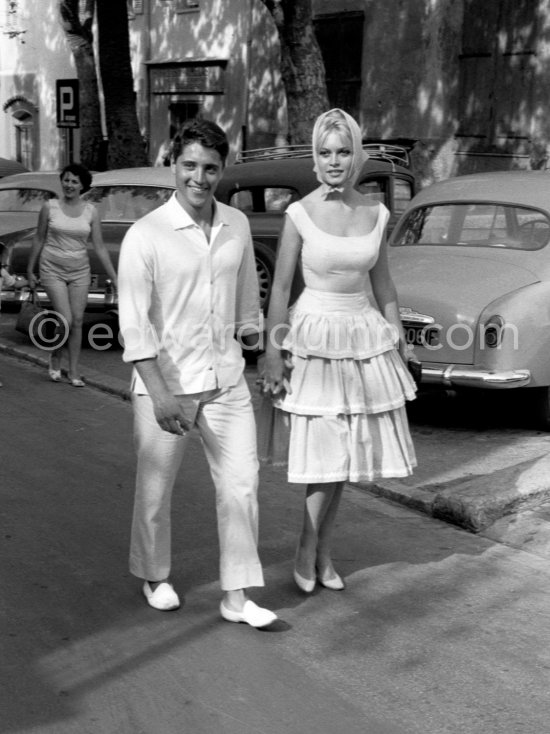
[118, 192, 261, 394]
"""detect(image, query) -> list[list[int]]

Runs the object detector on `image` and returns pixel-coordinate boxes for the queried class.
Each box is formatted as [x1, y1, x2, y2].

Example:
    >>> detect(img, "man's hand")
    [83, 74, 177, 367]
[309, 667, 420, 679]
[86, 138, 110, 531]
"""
[134, 358, 191, 435]
[259, 350, 293, 396]
[152, 394, 191, 435]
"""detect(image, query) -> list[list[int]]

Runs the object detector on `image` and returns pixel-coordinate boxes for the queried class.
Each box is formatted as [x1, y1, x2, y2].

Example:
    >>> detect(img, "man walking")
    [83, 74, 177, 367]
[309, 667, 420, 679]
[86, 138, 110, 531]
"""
[118, 118, 277, 629]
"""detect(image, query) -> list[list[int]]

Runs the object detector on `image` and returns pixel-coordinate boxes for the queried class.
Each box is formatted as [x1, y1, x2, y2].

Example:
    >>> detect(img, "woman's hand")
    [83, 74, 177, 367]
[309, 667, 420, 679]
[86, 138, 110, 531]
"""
[399, 338, 421, 386]
[398, 337, 417, 363]
[27, 273, 38, 290]
[260, 350, 293, 396]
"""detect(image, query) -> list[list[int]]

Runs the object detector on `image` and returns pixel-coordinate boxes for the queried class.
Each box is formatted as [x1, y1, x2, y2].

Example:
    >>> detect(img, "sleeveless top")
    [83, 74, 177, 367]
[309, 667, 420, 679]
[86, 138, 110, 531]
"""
[281, 200, 399, 360]
[41, 199, 94, 266]
[287, 200, 390, 294]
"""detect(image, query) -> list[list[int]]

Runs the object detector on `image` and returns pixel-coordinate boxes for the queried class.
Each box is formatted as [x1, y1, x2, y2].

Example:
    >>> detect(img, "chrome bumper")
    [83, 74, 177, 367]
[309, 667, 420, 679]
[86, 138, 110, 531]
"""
[421, 365, 531, 389]
[14, 291, 107, 306]
[4, 289, 109, 309]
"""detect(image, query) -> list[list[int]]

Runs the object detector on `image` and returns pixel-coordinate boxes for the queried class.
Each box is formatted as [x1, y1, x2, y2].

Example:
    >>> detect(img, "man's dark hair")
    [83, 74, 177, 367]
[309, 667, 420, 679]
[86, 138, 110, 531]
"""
[170, 118, 229, 165]
[60, 162, 92, 193]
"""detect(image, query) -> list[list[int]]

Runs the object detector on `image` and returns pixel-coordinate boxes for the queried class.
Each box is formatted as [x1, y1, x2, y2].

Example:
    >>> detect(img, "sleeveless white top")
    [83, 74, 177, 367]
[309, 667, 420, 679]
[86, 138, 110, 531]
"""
[289, 200, 390, 294]
[42, 199, 94, 265]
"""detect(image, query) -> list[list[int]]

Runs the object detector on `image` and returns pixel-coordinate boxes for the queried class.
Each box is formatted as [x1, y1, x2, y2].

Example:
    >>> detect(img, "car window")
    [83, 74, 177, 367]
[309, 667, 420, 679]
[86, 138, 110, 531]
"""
[264, 187, 297, 211]
[392, 203, 550, 250]
[393, 178, 413, 217]
[0, 188, 57, 212]
[230, 189, 254, 212]
[229, 186, 299, 213]
[356, 178, 386, 204]
[84, 185, 173, 221]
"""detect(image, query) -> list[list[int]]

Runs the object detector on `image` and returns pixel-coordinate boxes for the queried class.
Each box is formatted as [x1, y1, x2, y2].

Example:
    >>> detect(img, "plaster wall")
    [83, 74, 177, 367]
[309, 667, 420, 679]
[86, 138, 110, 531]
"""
[525, 0, 550, 169]
[358, 0, 550, 182]
[246, 0, 287, 150]
[129, 0, 285, 164]
[0, 0, 78, 170]
[360, 0, 463, 185]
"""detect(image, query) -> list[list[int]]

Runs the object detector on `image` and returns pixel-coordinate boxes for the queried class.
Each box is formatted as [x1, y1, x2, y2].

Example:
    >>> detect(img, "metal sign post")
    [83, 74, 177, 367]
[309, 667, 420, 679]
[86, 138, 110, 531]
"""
[56, 79, 80, 165]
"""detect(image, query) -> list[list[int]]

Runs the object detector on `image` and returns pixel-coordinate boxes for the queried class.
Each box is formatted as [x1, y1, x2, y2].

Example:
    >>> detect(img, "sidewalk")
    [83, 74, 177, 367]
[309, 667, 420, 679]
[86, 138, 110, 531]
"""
[0, 310, 132, 399]
[3, 308, 550, 534]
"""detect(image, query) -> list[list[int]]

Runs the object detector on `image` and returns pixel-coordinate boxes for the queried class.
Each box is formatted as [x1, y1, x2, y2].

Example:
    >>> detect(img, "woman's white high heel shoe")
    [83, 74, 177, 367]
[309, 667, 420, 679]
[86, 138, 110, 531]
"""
[317, 565, 345, 591]
[48, 355, 61, 382]
[293, 568, 316, 594]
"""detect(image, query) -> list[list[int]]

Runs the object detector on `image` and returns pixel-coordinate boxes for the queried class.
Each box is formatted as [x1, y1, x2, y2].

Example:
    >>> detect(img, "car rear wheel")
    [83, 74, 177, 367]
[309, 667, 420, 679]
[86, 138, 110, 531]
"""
[254, 241, 275, 312]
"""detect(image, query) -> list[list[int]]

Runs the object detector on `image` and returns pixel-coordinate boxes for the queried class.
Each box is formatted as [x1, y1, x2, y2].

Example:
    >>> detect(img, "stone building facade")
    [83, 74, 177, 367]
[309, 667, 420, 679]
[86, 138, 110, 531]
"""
[320, 0, 550, 185]
[1, 0, 550, 185]
[0, 0, 286, 170]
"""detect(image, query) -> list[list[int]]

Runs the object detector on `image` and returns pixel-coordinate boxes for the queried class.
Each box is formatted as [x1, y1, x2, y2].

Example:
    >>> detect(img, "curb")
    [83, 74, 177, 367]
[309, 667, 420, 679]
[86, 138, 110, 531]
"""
[352, 480, 434, 517]
[353, 452, 550, 533]
[0, 341, 131, 402]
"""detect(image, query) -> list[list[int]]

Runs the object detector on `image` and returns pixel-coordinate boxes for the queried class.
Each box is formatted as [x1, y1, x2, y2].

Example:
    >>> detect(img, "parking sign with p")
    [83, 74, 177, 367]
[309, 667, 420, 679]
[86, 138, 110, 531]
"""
[56, 79, 79, 128]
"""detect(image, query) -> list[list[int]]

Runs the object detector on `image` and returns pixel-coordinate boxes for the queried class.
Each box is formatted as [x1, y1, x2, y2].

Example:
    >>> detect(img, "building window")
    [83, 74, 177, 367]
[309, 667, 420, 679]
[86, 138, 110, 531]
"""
[176, 0, 199, 13]
[314, 12, 363, 120]
[3, 0, 27, 42]
[3, 95, 37, 168]
[14, 111, 33, 168]
[229, 187, 299, 213]
[457, 1, 536, 148]
[127, 0, 144, 19]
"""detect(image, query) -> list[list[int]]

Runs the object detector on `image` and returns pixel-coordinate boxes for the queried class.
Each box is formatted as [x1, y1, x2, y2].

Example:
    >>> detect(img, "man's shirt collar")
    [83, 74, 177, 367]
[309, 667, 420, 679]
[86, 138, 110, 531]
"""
[167, 191, 228, 230]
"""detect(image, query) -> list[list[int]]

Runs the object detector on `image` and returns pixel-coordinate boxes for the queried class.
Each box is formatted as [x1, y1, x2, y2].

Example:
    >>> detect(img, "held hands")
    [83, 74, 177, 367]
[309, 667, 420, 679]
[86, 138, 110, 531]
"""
[399, 339, 422, 386]
[399, 338, 420, 365]
[257, 350, 293, 397]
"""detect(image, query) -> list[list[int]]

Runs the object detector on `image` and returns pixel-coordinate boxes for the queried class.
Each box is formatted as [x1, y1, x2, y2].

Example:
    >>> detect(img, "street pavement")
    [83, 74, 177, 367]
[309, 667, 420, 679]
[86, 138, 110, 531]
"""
[2, 335, 550, 732]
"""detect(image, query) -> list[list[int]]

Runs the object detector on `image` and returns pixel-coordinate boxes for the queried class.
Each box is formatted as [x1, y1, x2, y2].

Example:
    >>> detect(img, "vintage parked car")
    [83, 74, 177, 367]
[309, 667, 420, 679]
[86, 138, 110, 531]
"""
[1, 169, 173, 310]
[0, 172, 62, 304]
[0, 157, 29, 178]
[215, 143, 416, 307]
[86, 144, 414, 311]
[388, 170, 550, 427]
[3, 144, 415, 311]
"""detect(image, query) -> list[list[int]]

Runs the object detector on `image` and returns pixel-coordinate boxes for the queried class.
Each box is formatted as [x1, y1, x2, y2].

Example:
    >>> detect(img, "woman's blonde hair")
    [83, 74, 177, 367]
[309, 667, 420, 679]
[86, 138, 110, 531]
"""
[314, 109, 351, 151]
[312, 108, 367, 188]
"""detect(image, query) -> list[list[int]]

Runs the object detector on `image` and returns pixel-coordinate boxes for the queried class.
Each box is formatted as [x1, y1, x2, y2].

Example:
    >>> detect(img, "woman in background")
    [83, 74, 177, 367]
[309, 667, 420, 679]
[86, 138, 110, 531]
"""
[27, 163, 117, 386]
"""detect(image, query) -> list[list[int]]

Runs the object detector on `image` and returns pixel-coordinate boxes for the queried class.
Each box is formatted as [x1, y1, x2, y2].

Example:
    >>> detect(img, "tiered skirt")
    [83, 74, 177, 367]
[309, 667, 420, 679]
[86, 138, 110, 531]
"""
[258, 288, 417, 483]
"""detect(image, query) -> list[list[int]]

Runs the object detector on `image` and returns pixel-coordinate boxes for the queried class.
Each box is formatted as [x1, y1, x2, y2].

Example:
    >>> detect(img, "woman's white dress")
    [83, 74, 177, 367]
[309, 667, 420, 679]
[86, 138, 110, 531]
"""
[259, 200, 417, 484]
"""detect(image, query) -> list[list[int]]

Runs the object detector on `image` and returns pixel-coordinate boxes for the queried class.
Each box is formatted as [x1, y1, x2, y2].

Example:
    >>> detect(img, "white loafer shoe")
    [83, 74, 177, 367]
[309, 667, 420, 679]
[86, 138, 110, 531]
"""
[220, 600, 277, 628]
[142, 581, 180, 611]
